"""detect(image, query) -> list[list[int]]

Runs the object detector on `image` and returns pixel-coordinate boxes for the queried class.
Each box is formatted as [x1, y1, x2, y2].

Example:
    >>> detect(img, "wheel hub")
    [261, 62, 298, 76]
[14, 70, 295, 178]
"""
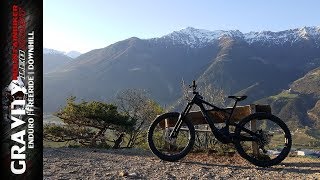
[164, 128, 177, 144]
[256, 129, 273, 152]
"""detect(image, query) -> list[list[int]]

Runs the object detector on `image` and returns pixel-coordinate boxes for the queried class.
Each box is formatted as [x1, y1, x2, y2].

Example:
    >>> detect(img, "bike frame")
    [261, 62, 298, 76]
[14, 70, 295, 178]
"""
[170, 92, 258, 144]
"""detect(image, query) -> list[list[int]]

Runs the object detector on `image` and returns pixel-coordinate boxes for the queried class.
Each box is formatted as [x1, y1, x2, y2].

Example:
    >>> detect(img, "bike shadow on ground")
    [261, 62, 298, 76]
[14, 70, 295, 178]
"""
[182, 160, 320, 174]
[183, 160, 253, 170]
[101, 149, 154, 157]
[44, 147, 155, 158]
[84, 148, 156, 158]
[281, 162, 320, 168]
[257, 162, 320, 174]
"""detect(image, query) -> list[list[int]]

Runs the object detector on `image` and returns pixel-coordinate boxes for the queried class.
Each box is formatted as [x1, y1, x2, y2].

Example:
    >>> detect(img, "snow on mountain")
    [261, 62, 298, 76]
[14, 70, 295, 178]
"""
[156, 26, 320, 47]
[245, 26, 320, 45]
[157, 27, 243, 48]
[43, 48, 65, 55]
[65, 51, 82, 58]
[43, 48, 82, 58]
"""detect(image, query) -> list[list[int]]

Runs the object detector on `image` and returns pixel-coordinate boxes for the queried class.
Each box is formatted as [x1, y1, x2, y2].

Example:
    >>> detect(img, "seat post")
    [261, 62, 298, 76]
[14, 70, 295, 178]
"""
[226, 99, 238, 129]
[233, 99, 238, 109]
[231, 100, 238, 116]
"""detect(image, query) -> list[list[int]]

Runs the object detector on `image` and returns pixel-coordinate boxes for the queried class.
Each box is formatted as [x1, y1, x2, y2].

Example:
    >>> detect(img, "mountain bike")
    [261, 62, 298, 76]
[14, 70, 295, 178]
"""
[148, 80, 292, 167]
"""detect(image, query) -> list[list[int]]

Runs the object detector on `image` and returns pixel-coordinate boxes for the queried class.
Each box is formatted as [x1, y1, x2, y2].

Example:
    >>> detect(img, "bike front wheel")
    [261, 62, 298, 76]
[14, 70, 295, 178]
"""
[234, 113, 292, 167]
[148, 112, 195, 162]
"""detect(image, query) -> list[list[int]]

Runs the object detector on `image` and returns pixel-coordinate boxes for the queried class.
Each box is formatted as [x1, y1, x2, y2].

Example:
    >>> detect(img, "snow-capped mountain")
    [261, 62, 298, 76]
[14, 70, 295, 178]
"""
[156, 26, 320, 47]
[65, 51, 82, 59]
[245, 26, 320, 45]
[43, 48, 74, 73]
[43, 48, 82, 58]
[43, 48, 65, 55]
[155, 27, 243, 48]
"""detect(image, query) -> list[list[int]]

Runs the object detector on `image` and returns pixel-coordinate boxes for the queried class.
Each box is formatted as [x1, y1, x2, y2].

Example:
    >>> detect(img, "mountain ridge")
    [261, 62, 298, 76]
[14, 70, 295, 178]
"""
[43, 26, 320, 130]
[151, 26, 320, 48]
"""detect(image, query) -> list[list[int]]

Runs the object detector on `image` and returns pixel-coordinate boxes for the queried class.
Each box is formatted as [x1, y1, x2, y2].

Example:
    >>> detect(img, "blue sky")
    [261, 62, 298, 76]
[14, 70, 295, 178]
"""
[44, 0, 320, 53]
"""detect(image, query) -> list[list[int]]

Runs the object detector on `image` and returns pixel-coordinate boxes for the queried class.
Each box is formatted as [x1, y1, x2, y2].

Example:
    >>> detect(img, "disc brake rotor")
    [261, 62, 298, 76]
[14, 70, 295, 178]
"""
[256, 129, 273, 153]
[164, 128, 177, 144]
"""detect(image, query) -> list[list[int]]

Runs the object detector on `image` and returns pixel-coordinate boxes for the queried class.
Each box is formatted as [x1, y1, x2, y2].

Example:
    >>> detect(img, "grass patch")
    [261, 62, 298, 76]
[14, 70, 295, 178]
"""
[270, 91, 298, 100]
[43, 140, 70, 148]
[307, 129, 320, 139]
[292, 129, 320, 150]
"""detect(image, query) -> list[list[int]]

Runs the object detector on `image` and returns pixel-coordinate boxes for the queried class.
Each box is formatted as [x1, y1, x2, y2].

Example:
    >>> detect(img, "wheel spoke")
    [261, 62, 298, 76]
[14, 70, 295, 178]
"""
[234, 113, 292, 167]
[148, 112, 195, 161]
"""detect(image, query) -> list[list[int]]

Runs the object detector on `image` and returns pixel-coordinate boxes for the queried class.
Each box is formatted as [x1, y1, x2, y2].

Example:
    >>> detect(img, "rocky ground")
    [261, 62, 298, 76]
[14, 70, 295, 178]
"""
[43, 148, 320, 179]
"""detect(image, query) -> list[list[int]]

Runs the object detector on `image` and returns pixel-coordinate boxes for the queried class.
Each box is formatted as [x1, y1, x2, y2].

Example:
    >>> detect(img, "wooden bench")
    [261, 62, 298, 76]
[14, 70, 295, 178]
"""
[161, 104, 271, 156]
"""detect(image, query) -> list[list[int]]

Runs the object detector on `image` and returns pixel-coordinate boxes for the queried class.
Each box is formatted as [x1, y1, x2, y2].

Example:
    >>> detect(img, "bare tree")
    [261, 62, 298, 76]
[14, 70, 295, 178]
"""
[173, 80, 226, 111]
[173, 80, 227, 150]
[201, 83, 226, 107]
[116, 89, 163, 147]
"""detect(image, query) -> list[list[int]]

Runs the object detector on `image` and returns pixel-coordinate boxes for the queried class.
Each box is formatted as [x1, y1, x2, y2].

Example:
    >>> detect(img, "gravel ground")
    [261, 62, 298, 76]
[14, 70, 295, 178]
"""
[43, 148, 320, 179]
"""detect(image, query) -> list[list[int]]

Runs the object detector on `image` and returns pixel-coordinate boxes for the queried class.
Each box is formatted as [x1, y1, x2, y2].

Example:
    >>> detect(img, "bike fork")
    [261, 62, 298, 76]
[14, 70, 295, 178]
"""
[169, 103, 193, 138]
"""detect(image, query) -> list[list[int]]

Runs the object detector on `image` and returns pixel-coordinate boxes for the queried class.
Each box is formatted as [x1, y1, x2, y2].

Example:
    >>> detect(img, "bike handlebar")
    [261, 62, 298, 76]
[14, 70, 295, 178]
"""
[189, 80, 197, 93]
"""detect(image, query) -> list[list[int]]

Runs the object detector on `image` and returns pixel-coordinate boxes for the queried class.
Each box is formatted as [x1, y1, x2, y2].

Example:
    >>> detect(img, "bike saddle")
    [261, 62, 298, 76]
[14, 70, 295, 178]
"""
[228, 95, 247, 101]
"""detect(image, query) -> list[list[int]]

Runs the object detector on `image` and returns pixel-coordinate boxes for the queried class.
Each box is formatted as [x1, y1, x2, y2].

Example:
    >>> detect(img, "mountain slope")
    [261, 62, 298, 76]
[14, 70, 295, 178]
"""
[44, 37, 220, 112]
[43, 53, 74, 73]
[256, 67, 320, 128]
[196, 35, 311, 103]
[290, 66, 320, 97]
[44, 27, 320, 116]
[308, 100, 320, 127]
[290, 67, 320, 127]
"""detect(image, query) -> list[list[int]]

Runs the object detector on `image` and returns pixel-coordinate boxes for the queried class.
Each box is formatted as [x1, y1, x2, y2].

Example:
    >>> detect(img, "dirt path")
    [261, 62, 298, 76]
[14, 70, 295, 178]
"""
[43, 148, 320, 179]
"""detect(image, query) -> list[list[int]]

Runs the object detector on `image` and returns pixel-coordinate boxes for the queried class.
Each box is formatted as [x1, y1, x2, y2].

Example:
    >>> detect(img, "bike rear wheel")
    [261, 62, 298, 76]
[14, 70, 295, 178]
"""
[234, 113, 292, 167]
[148, 112, 195, 162]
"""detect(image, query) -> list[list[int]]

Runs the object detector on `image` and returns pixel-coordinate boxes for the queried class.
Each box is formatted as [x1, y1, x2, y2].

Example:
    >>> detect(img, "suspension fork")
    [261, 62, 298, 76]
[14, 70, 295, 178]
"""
[169, 103, 193, 138]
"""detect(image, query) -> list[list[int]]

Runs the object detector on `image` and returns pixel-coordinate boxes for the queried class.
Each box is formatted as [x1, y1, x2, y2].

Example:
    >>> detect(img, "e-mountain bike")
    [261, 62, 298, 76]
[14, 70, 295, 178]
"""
[148, 80, 292, 167]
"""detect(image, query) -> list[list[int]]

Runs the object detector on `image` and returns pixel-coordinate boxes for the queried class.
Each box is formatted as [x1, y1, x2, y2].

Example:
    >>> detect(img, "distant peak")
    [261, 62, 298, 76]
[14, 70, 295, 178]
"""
[160, 27, 244, 48]
[185, 26, 196, 30]
[125, 37, 142, 44]
[182, 27, 206, 32]
[129, 37, 140, 40]
[43, 48, 82, 58]
[65, 51, 82, 58]
[158, 26, 320, 47]
[43, 48, 65, 55]
[177, 27, 213, 34]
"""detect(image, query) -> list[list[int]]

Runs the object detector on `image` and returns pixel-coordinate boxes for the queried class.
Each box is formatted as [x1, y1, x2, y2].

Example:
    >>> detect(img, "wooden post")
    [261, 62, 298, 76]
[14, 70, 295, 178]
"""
[250, 104, 259, 157]
[165, 118, 170, 128]
[204, 125, 208, 149]
[164, 118, 176, 150]
[251, 119, 259, 157]
[164, 118, 170, 150]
